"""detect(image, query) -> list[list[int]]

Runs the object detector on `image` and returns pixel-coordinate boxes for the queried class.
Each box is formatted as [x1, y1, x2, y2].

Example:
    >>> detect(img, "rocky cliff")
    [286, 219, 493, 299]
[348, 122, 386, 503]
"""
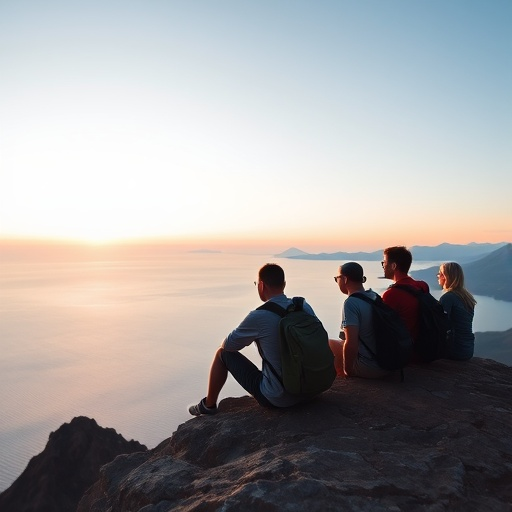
[2, 358, 511, 512]
[0, 417, 146, 512]
[77, 358, 511, 511]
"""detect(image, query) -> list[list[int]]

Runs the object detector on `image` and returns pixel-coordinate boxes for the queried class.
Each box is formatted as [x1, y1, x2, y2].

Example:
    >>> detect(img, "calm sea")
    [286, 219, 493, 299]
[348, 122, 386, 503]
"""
[1, 251, 511, 491]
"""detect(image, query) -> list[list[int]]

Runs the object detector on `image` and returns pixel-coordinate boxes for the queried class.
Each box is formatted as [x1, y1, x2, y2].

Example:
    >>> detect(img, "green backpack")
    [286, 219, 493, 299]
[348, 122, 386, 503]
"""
[257, 297, 336, 395]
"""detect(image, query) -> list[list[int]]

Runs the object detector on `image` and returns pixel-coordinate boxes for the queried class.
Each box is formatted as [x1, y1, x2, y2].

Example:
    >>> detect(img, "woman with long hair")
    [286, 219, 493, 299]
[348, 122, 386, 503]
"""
[437, 262, 477, 360]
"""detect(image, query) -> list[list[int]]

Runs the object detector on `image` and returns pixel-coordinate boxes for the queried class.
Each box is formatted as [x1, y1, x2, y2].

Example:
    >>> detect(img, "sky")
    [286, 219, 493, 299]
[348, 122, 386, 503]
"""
[0, 0, 511, 253]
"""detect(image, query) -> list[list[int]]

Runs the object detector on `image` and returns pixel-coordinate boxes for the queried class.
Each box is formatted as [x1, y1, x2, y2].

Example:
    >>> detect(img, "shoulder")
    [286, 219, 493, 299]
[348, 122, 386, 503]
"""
[255, 295, 316, 317]
[440, 291, 457, 304]
[300, 299, 316, 316]
[382, 286, 393, 299]
[365, 289, 378, 300]
[391, 278, 430, 294]
[346, 291, 374, 310]
[252, 296, 288, 317]
[382, 284, 402, 302]
[257, 294, 291, 310]
[350, 289, 378, 301]
[402, 277, 429, 292]
[416, 280, 430, 293]
[284, 295, 317, 316]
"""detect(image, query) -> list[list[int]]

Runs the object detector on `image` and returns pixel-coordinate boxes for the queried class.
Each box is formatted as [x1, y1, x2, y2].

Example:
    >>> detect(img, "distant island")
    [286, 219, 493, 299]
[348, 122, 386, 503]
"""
[188, 249, 222, 254]
[276, 243, 512, 302]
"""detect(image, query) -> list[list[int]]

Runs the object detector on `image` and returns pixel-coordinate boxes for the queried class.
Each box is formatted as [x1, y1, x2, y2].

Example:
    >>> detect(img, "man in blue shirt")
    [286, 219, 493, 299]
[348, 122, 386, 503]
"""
[189, 263, 318, 415]
[329, 262, 391, 379]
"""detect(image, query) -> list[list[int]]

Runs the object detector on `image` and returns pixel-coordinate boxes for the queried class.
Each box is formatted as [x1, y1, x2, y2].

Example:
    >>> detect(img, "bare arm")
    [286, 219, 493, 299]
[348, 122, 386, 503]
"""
[343, 325, 359, 377]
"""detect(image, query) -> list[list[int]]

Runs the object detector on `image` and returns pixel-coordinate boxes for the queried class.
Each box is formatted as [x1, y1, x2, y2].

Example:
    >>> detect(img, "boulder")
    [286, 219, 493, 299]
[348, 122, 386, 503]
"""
[0, 416, 146, 512]
[77, 358, 512, 511]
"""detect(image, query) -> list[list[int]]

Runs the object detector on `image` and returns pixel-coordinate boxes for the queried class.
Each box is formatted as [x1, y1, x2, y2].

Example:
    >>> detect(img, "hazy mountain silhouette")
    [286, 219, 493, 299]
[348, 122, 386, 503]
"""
[276, 247, 310, 258]
[275, 242, 507, 262]
[411, 243, 512, 302]
[409, 242, 508, 262]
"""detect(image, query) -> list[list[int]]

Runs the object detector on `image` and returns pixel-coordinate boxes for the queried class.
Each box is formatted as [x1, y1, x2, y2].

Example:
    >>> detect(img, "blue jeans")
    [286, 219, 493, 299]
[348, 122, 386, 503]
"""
[220, 350, 275, 408]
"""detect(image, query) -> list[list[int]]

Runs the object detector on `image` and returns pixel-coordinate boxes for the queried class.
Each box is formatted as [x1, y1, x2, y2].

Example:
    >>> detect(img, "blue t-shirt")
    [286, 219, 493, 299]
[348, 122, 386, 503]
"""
[439, 291, 475, 360]
[342, 289, 381, 370]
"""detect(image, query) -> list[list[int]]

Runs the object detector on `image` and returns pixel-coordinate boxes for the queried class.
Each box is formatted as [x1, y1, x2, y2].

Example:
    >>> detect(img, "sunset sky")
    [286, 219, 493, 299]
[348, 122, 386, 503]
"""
[1, 0, 511, 253]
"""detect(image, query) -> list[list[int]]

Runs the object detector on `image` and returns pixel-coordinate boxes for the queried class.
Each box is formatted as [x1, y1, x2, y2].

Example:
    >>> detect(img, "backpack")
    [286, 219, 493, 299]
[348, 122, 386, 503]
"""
[392, 284, 454, 362]
[350, 292, 413, 372]
[257, 297, 336, 395]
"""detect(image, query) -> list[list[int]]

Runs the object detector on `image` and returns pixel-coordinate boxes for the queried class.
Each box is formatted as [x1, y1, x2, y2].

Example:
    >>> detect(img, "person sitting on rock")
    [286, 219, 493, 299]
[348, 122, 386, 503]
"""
[438, 262, 476, 361]
[189, 263, 322, 416]
[381, 245, 429, 362]
[328, 262, 391, 379]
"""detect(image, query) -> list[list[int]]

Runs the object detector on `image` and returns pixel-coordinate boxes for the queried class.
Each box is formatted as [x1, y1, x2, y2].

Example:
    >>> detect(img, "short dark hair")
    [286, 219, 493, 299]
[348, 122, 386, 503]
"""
[340, 262, 366, 283]
[259, 263, 285, 289]
[383, 246, 412, 273]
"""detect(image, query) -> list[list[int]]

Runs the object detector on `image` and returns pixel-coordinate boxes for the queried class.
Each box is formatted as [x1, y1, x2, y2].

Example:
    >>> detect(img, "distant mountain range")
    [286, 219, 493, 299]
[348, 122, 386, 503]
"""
[276, 243, 512, 302]
[410, 243, 511, 302]
[275, 242, 508, 263]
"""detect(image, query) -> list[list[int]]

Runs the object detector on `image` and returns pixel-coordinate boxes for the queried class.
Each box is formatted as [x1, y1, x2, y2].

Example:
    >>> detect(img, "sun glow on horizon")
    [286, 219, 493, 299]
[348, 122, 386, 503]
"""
[1, 1, 511, 251]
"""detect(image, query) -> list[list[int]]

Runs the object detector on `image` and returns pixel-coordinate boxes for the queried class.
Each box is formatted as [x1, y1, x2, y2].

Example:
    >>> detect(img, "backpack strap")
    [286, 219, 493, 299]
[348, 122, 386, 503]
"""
[257, 300, 287, 317]
[255, 297, 307, 387]
[346, 292, 379, 358]
[291, 296, 305, 312]
[350, 291, 379, 305]
[256, 296, 305, 316]
[392, 284, 423, 296]
[255, 300, 288, 386]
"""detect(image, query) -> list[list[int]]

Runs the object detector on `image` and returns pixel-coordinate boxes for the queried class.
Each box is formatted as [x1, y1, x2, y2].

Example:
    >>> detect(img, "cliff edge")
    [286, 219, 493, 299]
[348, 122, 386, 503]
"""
[0, 417, 146, 512]
[77, 358, 512, 511]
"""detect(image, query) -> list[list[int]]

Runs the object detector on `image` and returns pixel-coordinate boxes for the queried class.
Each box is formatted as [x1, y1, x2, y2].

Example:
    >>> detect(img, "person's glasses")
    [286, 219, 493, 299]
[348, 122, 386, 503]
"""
[334, 275, 343, 282]
[254, 281, 258, 286]
[381, 261, 386, 267]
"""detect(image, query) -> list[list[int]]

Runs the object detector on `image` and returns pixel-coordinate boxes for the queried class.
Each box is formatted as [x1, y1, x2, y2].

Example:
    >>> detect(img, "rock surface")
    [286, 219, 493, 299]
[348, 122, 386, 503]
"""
[0, 416, 146, 512]
[76, 358, 512, 511]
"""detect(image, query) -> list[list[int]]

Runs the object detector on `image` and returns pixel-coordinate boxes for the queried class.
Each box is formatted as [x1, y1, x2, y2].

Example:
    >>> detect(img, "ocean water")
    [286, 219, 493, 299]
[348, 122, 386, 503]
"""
[1, 251, 511, 492]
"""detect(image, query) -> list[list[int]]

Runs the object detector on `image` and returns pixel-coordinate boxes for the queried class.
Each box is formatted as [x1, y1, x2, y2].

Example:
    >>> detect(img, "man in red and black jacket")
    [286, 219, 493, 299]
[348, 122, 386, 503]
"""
[381, 246, 429, 363]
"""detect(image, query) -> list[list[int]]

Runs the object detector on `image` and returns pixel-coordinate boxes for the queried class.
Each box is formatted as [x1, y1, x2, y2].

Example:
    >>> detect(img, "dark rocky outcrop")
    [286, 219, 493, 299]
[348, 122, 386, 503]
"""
[0, 416, 146, 512]
[463, 243, 512, 301]
[2, 359, 511, 512]
[76, 358, 512, 511]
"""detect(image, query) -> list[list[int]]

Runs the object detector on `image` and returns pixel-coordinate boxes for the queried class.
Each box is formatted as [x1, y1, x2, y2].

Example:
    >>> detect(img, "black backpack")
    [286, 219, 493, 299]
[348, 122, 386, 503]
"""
[392, 284, 454, 362]
[350, 292, 413, 372]
[257, 297, 336, 395]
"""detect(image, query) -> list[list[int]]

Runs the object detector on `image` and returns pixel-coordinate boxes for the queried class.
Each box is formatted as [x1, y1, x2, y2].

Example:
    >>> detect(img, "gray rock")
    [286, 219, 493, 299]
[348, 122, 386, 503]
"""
[78, 358, 512, 511]
[0, 416, 146, 512]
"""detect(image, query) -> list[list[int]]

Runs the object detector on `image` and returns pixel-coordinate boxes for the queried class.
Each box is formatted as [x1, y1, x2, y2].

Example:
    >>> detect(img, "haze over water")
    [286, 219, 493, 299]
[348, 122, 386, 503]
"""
[1, 249, 511, 492]
[2, 0, 511, 494]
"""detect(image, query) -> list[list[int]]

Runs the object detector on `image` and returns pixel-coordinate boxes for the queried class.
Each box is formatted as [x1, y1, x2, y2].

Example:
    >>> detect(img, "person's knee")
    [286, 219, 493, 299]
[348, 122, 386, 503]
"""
[329, 339, 344, 357]
[216, 347, 228, 366]
[328, 338, 341, 350]
[329, 339, 345, 377]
